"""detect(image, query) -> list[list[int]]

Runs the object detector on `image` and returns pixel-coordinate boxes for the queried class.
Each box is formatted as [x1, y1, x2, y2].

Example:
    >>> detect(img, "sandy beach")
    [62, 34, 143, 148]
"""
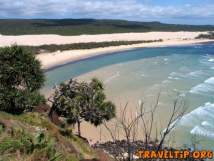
[0, 32, 209, 46]
[1, 31, 214, 144]
[0, 31, 213, 70]
[37, 39, 213, 70]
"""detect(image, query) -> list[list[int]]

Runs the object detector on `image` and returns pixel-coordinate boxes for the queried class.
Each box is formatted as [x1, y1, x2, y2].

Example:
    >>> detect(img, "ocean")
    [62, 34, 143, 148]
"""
[43, 43, 214, 151]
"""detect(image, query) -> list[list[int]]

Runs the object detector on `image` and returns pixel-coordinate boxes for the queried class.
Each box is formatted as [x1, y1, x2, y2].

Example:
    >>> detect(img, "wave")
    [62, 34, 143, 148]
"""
[199, 55, 214, 67]
[168, 70, 204, 80]
[187, 71, 205, 77]
[162, 80, 171, 84]
[104, 71, 120, 84]
[190, 125, 214, 139]
[190, 84, 214, 94]
[190, 77, 214, 95]
[140, 74, 147, 77]
[204, 77, 214, 84]
[179, 102, 214, 126]
[178, 102, 214, 139]
[208, 58, 214, 62]
[168, 76, 180, 80]
[179, 93, 186, 97]
[201, 121, 214, 129]
[194, 46, 202, 49]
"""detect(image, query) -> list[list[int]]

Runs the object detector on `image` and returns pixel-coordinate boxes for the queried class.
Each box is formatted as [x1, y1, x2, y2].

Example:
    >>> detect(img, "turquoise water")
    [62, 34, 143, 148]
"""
[44, 43, 214, 151]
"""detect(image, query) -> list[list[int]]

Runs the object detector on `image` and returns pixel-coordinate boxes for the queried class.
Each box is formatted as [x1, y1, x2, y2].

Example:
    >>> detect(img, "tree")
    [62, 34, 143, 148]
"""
[50, 78, 116, 136]
[103, 94, 186, 161]
[0, 46, 45, 114]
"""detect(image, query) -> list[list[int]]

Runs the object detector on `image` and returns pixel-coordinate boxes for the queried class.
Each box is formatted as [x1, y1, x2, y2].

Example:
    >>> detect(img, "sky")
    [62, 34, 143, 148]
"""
[0, 0, 214, 25]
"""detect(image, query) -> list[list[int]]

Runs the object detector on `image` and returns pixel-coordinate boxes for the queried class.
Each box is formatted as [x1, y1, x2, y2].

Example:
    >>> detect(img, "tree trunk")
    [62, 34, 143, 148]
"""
[48, 107, 54, 121]
[127, 139, 132, 161]
[157, 135, 165, 151]
[77, 121, 81, 136]
[145, 134, 148, 149]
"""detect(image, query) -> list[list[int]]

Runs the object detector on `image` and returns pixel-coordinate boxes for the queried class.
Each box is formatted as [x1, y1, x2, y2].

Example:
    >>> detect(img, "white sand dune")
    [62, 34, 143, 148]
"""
[0, 31, 209, 46]
[0, 32, 213, 70]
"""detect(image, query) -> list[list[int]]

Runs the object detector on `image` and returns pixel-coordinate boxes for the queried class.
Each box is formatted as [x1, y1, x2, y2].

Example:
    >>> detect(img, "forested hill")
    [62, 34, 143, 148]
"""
[0, 19, 214, 35]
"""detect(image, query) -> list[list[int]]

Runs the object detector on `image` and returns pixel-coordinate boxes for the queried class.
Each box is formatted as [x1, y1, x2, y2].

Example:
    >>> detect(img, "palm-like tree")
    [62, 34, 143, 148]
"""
[50, 78, 116, 136]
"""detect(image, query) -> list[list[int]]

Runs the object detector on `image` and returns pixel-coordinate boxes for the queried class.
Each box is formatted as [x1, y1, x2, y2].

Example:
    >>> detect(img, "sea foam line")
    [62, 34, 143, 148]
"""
[190, 77, 214, 95]
[104, 71, 120, 84]
[178, 102, 214, 139]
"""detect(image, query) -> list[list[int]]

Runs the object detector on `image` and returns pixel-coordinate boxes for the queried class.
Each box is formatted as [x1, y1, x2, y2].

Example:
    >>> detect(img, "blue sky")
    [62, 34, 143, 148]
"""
[0, 0, 214, 25]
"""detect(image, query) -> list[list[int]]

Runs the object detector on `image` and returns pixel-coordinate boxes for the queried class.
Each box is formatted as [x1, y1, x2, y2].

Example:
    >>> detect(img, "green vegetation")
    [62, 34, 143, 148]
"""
[0, 46, 115, 160]
[196, 31, 214, 39]
[0, 19, 214, 35]
[0, 45, 200, 161]
[50, 78, 116, 136]
[23, 40, 162, 54]
[0, 46, 45, 114]
[0, 112, 97, 161]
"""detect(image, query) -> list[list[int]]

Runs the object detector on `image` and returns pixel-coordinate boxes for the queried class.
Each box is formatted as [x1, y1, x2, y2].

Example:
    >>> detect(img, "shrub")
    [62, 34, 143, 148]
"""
[0, 46, 45, 114]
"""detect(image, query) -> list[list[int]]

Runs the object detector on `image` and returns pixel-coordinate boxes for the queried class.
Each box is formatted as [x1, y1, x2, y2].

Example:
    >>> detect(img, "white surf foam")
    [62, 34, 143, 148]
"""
[168, 71, 204, 81]
[168, 76, 180, 80]
[194, 45, 202, 49]
[190, 84, 214, 94]
[201, 121, 214, 129]
[179, 102, 214, 127]
[208, 58, 214, 62]
[140, 74, 147, 77]
[179, 93, 186, 97]
[190, 77, 214, 95]
[204, 77, 214, 84]
[174, 102, 214, 139]
[190, 126, 214, 138]
[200, 55, 214, 67]
[162, 80, 171, 84]
[104, 71, 120, 84]
[187, 71, 204, 78]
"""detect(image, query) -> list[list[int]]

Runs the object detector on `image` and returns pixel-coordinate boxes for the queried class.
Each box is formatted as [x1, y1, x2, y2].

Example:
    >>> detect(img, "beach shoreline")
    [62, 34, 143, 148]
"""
[1, 31, 214, 144]
[0, 31, 213, 70]
[42, 39, 214, 145]
[37, 39, 214, 71]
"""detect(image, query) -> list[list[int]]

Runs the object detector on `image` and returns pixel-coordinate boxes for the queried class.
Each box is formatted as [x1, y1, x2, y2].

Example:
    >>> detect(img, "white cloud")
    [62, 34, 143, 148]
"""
[0, 0, 214, 22]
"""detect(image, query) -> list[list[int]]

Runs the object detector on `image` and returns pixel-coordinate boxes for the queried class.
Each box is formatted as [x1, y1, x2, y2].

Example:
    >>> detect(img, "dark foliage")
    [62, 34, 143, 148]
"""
[0, 19, 214, 35]
[50, 78, 116, 136]
[196, 32, 214, 39]
[0, 46, 45, 114]
[23, 40, 162, 54]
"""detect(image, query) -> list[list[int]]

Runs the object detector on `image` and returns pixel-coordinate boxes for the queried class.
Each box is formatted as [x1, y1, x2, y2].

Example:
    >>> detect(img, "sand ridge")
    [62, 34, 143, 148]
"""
[0, 32, 213, 70]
